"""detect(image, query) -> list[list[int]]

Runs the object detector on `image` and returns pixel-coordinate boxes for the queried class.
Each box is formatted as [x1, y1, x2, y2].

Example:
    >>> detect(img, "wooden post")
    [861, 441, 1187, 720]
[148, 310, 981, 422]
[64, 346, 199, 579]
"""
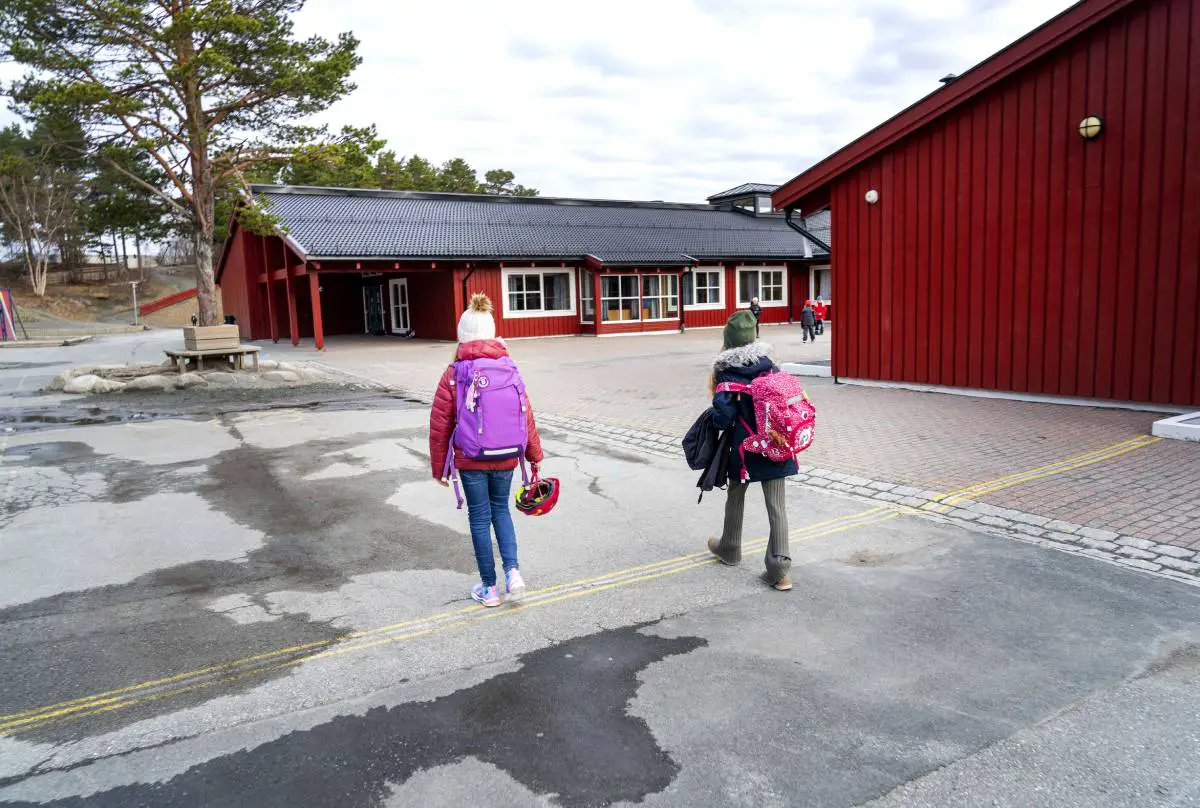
[261, 236, 279, 342]
[285, 263, 299, 347]
[593, 268, 602, 330]
[309, 270, 324, 351]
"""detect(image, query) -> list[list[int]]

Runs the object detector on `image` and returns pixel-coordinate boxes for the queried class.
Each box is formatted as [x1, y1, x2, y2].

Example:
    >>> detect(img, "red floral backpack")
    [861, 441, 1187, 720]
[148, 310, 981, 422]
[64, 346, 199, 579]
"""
[715, 372, 816, 481]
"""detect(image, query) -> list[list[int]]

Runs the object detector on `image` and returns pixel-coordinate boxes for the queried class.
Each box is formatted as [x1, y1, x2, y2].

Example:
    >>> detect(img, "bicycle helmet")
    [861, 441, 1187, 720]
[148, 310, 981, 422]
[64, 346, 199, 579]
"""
[515, 473, 560, 516]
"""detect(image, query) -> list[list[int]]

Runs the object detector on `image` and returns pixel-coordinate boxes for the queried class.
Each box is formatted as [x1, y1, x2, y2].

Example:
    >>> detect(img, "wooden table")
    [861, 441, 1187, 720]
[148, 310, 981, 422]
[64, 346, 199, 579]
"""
[164, 346, 262, 374]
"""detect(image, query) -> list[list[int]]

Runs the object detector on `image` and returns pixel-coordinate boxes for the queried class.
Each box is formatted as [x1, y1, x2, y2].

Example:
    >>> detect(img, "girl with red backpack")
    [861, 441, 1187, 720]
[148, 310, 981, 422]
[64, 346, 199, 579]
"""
[429, 294, 546, 608]
[706, 310, 802, 591]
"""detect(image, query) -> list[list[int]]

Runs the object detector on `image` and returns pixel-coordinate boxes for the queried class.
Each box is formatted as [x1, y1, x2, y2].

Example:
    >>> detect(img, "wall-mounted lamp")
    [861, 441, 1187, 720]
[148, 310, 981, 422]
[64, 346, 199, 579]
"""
[1078, 115, 1104, 140]
[865, 189, 880, 205]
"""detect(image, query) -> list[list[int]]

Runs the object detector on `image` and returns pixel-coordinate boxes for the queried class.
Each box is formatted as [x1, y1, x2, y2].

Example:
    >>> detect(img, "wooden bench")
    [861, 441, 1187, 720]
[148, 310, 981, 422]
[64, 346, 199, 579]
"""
[164, 345, 262, 374]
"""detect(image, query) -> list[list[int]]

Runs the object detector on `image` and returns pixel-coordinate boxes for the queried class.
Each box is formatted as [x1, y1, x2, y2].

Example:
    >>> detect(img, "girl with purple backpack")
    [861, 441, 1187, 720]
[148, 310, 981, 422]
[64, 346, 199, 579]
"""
[707, 310, 799, 591]
[429, 294, 545, 608]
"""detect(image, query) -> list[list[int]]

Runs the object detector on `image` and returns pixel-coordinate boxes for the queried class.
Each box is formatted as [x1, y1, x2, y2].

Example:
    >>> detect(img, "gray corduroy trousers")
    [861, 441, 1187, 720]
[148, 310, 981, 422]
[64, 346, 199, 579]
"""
[712, 478, 791, 581]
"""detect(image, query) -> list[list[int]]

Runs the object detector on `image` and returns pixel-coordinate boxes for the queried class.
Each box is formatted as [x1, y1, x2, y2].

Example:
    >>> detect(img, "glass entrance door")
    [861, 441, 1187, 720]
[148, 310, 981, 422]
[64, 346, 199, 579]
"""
[389, 278, 411, 334]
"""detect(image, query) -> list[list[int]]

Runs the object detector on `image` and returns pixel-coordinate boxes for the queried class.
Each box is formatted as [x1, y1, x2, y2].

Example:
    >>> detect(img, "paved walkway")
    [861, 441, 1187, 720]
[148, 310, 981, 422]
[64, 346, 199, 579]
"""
[280, 326, 1199, 552]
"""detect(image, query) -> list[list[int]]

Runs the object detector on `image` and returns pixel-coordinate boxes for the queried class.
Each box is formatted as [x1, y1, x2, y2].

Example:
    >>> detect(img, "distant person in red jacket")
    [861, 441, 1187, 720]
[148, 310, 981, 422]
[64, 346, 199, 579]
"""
[813, 299, 828, 334]
[429, 294, 544, 608]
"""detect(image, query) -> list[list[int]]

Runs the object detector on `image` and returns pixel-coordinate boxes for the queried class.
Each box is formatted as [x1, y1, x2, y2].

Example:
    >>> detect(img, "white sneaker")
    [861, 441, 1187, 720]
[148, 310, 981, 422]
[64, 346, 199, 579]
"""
[505, 568, 527, 602]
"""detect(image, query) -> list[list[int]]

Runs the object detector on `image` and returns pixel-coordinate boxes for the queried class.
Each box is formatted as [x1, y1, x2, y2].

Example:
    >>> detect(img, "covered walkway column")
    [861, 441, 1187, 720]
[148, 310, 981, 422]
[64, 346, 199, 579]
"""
[260, 236, 279, 342]
[284, 263, 299, 346]
[309, 269, 324, 351]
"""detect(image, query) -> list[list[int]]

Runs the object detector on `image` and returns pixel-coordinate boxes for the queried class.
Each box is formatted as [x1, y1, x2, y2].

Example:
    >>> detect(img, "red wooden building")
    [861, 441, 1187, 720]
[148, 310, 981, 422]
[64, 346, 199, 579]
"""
[216, 184, 829, 348]
[773, 0, 1200, 408]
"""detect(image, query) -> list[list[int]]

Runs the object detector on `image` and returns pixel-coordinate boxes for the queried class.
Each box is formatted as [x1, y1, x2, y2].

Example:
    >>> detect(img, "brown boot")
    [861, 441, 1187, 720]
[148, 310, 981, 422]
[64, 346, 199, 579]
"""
[768, 573, 796, 593]
[707, 538, 740, 566]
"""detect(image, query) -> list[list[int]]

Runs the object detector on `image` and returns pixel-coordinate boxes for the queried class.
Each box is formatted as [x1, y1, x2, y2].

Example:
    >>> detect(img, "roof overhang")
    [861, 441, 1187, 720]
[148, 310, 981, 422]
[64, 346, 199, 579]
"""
[772, 0, 1137, 212]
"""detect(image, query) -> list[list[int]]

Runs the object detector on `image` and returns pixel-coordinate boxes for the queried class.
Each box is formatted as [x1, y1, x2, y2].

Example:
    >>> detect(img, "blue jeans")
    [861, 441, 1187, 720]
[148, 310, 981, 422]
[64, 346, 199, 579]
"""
[459, 470, 519, 587]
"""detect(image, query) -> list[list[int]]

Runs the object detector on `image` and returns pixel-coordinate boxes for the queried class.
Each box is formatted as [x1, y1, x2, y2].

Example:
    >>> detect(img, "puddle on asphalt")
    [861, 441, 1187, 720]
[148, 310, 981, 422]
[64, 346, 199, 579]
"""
[1, 624, 706, 808]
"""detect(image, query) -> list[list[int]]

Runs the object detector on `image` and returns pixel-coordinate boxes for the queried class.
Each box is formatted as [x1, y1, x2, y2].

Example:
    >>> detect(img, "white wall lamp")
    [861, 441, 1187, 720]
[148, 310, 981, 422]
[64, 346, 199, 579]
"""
[865, 189, 880, 205]
[1078, 115, 1104, 140]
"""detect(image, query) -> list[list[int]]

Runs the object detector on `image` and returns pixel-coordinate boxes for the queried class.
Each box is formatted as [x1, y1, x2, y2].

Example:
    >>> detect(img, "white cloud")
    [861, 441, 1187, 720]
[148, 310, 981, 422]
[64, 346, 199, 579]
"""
[2, 1, 1078, 202]
[289, 0, 1077, 201]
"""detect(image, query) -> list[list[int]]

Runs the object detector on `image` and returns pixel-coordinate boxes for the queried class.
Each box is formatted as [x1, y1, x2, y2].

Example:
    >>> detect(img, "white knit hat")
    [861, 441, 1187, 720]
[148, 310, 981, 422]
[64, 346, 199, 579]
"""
[457, 293, 497, 343]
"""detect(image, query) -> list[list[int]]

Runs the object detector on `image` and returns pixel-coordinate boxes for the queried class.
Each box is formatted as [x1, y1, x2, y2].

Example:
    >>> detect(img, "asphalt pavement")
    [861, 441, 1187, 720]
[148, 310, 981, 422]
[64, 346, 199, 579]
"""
[0, 336, 1198, 807]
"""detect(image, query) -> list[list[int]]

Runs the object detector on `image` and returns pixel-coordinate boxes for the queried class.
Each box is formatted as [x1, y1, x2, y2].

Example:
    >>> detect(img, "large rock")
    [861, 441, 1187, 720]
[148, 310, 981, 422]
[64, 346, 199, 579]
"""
[200, 371, 240, 388]
[176, 373, 209, 390]
[47, 370, 74, 392]
[122, 374, 175, 393]
[62, 374, 126, 395]
[262, 370, 301, 384]
[62, 374, 101, 394]
[258, 359, 280, 371]
[92, 378, 127, 394]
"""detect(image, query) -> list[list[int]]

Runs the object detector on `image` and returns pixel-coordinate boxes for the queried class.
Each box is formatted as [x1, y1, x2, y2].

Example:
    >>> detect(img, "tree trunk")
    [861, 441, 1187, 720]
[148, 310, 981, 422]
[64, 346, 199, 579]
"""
[111, 232, 120, 279]
[120, 232, 129, 277]
[191, 154, 219, 326]
[31, 252, 48, 297]
[194, 228, 218, 326]
[135, 234, 144, 280]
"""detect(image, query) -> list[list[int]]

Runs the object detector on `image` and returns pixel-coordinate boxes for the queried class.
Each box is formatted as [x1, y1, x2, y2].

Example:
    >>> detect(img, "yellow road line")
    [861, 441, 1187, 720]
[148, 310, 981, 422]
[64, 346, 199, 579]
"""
[937, 436, 1160, 508]
[9, 434, 1158, 733]
[2, 509, 900, 735]
[0, 507, 894, 732]
[931, 434, 1156, 504]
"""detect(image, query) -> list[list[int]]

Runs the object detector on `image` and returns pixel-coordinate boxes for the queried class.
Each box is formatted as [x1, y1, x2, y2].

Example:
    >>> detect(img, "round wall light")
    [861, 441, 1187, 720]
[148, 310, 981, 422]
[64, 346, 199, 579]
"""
[1078, 115, 1104, 139]
[865, 189, 880, 204]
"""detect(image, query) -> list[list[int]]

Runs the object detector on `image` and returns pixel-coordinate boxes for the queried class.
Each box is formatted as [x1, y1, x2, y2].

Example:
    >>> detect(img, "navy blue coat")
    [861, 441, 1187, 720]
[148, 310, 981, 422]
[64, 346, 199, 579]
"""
[712, 355, 799, 483]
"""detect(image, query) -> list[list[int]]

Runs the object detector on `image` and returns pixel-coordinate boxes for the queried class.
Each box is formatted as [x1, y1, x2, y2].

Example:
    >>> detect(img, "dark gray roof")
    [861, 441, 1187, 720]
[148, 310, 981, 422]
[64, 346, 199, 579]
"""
[801, 209, 831, 257]
[252, 185, 821, 265]
[706, 183, 780, 203]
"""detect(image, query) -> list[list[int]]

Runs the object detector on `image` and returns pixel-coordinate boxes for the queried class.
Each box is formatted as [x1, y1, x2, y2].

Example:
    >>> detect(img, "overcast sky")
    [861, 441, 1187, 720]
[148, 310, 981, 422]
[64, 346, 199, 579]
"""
[290, 0, 1077, 202]
[2, 0, 1078, 203]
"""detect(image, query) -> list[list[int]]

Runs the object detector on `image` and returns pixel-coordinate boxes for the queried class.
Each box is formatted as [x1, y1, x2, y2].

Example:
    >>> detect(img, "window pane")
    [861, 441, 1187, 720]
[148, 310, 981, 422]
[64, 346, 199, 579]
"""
[525, 274, 541, 292]
[508, 275, 523, 294]
[544, 273, 569, 311]
[620, 276, 637, 297]
[682, 273, 693, 306]
[509, 292, 525, 311]
[644, 297, 661, 319]
[740, 271, 758, 303]
[601, 276, 620, 297]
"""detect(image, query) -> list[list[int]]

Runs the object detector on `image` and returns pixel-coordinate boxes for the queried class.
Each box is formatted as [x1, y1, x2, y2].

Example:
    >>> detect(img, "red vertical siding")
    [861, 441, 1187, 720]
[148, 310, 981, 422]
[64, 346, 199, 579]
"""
[1179, 1, 1200, 406]
[827, 0, 1200, 407]
[215, 227, 257, 340]
[878, 154, 894, 380]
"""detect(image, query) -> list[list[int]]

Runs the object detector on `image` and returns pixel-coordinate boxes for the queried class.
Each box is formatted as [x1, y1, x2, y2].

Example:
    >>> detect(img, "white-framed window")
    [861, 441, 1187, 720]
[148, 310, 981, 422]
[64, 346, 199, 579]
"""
[580, 269, 595, 323]
[641, 274, 679, 321]
[737, 266, 787, 307]
[810, 265, 831, 302]
[501, 268, 576, 318]
[601, 275, 640, 322]
[683, 268, 725, 310]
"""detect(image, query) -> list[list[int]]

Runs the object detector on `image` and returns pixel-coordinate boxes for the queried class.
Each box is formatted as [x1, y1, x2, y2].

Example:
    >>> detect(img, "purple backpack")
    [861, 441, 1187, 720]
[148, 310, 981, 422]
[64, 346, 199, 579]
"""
[442, 356, 530, 508]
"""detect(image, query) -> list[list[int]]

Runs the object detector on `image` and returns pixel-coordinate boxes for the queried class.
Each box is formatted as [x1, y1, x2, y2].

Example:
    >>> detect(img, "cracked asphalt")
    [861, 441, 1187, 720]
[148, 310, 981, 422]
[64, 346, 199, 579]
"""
[1, 334, 1199, 808]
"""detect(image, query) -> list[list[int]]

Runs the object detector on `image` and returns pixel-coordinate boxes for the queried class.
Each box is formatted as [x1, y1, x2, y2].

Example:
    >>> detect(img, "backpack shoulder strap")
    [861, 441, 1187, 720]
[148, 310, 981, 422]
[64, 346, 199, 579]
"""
[715, 381, 750, 394]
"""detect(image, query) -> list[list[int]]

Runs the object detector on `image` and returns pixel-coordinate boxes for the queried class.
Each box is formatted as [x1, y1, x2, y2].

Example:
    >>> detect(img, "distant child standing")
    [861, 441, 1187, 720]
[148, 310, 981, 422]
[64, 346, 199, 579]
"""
[707, 311, 797, 591]
[749, 297, 762, 336]
[800, 301, 817, 343]
[429, 294, 544, 607]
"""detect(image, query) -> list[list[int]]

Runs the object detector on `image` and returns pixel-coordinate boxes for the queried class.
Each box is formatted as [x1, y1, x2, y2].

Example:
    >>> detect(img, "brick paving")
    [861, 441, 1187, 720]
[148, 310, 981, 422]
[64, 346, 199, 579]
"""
[279, 324, 1198, 551]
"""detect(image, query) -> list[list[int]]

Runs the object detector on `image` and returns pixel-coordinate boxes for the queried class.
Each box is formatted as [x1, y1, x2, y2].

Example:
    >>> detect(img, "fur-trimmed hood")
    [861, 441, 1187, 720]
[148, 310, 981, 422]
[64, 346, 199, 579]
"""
[713, 341, 773, 370]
